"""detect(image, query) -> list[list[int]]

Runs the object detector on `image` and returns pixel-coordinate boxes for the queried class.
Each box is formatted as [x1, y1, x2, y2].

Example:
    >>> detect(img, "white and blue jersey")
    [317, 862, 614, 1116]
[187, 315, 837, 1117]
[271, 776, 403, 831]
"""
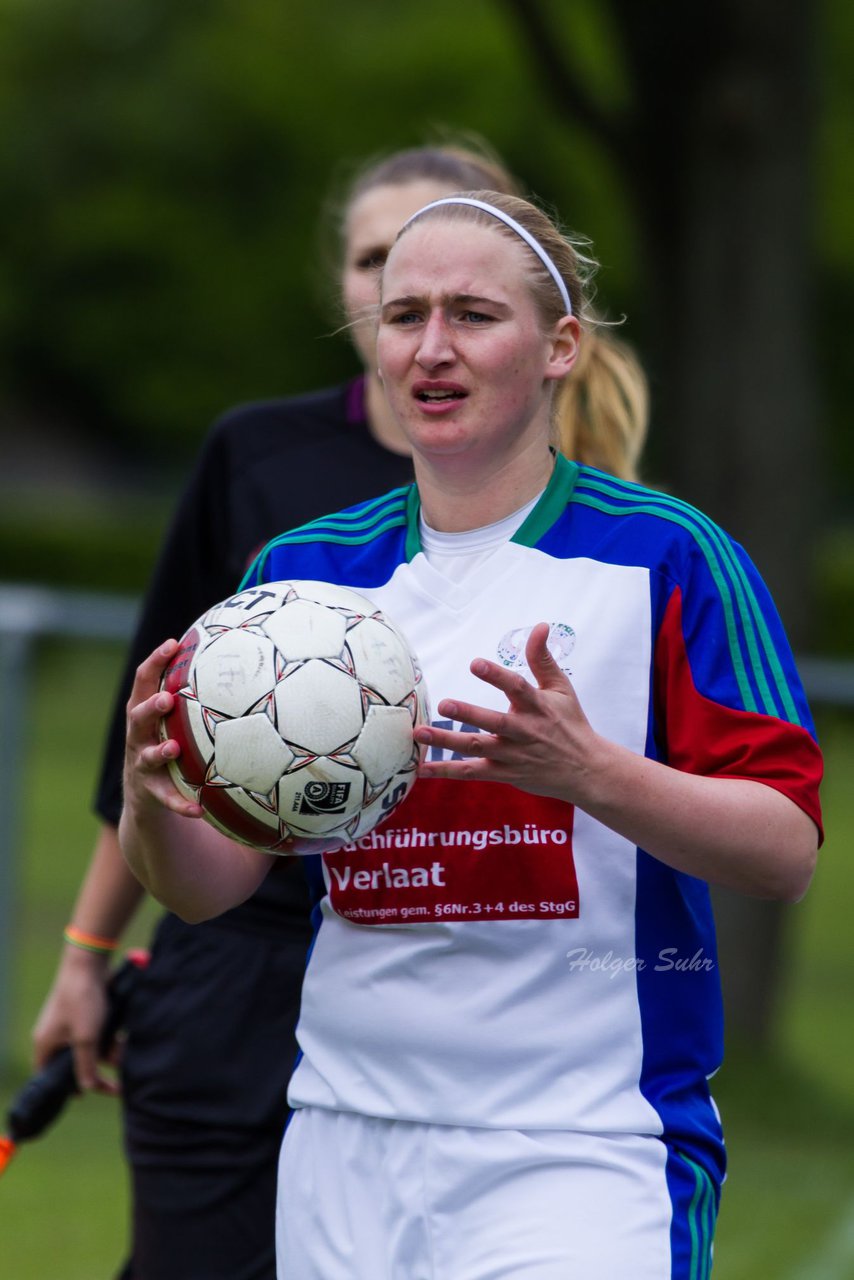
[243, 455, 823, 1192]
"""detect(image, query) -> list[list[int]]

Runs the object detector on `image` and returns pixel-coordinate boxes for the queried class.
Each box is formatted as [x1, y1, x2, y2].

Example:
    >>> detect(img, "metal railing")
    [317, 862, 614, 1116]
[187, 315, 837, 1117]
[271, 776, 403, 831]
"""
[0, 584, 138, 1071]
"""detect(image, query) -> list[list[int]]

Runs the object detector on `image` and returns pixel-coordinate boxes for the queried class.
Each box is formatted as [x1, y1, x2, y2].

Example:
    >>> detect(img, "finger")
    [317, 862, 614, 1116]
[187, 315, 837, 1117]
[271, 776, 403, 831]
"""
[128, 732, 205, 816]
[71, 1040, 99, 1093]
[136, 735, 181, 772]
[418, 756, 495, 782]
[415, 719, 507, 755]
[525, 623, 571, 690]
[106, 1032, 125, 1070]
[127, 689, 174, 739]
[421, 700, 512, 738]
[132, 640, 179, 703]
[141, 772, 206, 818]
[33, 1044, 53, 1072]
[127, 640, 179, 714]
[468, 657, 545, 707]
[93, 1074, 121, 1098]
[96, 1034, 125, 1094]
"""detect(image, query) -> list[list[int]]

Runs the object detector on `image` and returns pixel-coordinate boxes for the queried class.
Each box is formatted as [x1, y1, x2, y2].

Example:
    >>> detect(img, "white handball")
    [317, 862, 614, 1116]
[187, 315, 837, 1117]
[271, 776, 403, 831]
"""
[159, 580, 429, 854]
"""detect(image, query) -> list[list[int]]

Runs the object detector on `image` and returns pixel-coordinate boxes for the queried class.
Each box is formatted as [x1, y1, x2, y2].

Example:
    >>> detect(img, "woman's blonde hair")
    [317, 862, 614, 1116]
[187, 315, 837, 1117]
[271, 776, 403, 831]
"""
[395, 189, 649, 480]
[556, 330, 648, 480]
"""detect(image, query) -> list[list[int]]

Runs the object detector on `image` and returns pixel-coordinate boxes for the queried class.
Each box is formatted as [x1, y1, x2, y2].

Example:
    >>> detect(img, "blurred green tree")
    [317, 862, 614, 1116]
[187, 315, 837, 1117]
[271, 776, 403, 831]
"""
[499, 0, 851, 1047]
[0, 0, 634, 466]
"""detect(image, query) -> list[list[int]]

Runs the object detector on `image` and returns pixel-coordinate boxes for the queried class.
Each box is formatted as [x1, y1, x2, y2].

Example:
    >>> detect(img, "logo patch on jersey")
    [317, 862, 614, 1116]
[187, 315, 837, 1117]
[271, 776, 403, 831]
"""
[497, 621, 575, 672]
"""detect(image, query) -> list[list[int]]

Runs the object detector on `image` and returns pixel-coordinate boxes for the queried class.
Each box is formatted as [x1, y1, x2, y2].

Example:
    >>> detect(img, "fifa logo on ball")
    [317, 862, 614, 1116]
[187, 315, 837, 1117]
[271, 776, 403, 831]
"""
[295, 781, 353, 816]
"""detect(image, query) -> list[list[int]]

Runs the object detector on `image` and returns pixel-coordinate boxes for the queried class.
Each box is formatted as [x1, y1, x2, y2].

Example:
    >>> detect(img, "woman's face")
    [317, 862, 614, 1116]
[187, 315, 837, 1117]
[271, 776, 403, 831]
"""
[376, 217, 576, 466]
[342, 180, 465, 372]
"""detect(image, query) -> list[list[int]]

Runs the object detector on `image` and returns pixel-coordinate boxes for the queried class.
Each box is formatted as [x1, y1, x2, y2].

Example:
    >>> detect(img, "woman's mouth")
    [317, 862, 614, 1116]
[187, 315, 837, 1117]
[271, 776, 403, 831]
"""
[413, 382, 467, 405]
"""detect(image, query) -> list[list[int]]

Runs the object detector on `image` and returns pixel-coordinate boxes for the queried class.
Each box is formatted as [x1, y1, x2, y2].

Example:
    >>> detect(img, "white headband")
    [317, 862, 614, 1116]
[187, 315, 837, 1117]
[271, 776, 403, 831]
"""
[401, 196, 572, 317]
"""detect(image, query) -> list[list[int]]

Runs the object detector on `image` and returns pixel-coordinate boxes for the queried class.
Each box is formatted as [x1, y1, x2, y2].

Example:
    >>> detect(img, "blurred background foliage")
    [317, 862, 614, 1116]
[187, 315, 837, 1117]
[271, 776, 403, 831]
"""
[0, 1, 850, 614]
[0, 0, 636, 474]
[0, 0, 851, 640]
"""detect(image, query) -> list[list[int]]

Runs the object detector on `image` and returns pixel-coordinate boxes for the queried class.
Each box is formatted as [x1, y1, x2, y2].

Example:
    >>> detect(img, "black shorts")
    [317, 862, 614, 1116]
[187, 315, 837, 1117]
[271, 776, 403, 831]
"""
[119, 912, 309, 1280]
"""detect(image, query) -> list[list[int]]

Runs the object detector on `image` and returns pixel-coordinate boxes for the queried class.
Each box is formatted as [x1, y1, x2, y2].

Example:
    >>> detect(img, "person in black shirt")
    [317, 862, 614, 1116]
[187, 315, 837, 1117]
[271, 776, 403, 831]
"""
[32, 141, 649, 1280]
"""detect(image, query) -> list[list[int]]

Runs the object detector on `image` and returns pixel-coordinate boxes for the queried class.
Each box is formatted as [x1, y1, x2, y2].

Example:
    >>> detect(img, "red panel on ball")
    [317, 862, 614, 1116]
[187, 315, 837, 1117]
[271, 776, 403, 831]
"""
[200, 784, 283, 850]
[161, 629, 200, 694]
[165, 696, 210, 788]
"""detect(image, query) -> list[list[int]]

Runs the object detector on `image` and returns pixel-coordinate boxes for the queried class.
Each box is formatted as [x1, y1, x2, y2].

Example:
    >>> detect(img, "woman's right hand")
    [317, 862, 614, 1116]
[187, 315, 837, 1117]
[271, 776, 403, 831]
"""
[121, 641, 273, 920]
[123, 640, 205, 821]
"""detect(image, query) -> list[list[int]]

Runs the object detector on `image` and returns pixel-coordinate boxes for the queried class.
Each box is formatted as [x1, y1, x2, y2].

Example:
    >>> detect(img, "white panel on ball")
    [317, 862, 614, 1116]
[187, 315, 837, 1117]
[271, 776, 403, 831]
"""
[194, 630, 279, 717]
[263, 599, 347, 661]
[346, 617, 416, 705]
[352, 705, 415, 786]
[274, 661, 365, 755]
[213, 715, 295, 792]
[184, 696, 214, 756]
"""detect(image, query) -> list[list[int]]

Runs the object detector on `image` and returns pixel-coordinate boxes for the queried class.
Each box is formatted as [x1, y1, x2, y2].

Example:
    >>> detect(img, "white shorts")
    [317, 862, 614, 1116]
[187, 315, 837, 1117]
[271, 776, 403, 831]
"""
[276, 1107, 716, 1279]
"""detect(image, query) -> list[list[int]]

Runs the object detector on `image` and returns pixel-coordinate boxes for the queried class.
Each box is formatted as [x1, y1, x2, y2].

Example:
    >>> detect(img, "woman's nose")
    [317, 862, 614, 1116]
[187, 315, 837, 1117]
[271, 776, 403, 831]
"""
[415, 311, 454, 370]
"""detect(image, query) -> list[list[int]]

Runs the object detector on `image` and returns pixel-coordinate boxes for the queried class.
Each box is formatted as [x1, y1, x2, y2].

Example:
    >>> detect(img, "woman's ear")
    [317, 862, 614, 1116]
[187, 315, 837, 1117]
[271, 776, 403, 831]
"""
[544, 315, 581, 384]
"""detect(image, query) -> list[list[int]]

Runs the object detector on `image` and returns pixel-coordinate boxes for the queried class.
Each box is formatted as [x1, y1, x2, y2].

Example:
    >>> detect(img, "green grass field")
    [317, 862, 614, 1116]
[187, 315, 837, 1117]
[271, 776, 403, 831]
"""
[1, 640, 853, 1278]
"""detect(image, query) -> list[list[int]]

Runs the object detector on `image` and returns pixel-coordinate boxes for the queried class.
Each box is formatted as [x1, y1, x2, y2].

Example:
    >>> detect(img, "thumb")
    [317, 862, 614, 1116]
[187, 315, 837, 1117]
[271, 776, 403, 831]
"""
[525, 622, 566, 689]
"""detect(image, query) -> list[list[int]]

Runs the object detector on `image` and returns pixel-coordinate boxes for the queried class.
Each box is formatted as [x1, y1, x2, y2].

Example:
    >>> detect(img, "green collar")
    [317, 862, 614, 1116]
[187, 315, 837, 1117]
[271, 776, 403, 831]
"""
[404, 453, 579, 561]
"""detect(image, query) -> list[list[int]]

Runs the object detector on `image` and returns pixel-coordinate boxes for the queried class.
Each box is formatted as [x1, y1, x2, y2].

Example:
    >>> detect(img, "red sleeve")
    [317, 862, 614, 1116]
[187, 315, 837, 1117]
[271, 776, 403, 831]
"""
[654, 587, 824, 840]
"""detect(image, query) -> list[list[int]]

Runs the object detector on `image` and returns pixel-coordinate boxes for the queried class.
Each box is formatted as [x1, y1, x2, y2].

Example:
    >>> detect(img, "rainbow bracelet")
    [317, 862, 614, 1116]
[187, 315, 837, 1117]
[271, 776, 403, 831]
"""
[63, 924, 119, 955]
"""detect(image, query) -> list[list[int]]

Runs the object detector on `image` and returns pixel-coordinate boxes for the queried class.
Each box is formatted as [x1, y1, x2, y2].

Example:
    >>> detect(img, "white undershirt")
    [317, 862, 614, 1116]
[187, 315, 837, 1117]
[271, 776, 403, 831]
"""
[419, 492, 541, 585]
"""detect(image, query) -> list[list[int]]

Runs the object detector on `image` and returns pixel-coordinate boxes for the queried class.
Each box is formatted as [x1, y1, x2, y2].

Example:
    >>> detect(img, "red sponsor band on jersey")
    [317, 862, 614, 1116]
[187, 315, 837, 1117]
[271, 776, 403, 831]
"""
[323, 779, 579, 924]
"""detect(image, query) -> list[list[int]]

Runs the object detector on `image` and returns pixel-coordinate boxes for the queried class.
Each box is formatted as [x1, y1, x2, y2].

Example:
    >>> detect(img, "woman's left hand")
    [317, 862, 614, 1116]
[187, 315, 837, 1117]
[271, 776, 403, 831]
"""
[414, 621, 601, 803]
[415, 623, 818, 901]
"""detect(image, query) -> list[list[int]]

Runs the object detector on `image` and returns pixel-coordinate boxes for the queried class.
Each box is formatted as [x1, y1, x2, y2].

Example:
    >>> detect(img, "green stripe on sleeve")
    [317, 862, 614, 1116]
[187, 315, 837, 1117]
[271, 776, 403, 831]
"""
[272, 512, 408, 547]
[236, 489, 411, 589]
[304, 488, 411, 531]
[575, 474, 801, 724]
[572, 491, 758, 712]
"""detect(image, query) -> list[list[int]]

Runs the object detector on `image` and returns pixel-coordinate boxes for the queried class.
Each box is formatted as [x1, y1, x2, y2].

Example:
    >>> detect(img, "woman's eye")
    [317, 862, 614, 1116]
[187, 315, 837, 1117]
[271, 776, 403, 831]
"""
[356, 249, 388, 271]
[390, 311, 421, 325]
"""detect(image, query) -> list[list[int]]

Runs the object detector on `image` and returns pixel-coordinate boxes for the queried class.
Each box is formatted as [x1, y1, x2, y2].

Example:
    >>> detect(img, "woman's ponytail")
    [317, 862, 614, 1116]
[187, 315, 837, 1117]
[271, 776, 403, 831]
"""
[555, 330, 649, 482]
